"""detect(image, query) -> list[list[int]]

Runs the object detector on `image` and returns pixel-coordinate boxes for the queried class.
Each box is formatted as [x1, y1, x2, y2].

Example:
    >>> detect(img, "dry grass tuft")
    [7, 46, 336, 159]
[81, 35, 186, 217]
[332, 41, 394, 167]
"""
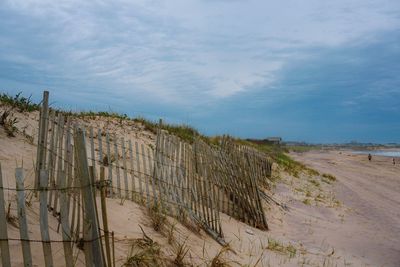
[322, 173, 336, 183]
[172, 239, 190, 267]
[0, 110, 18, 137]
[124, 226, 165, 267]
[267, 238, 296, 258]
[210, 246, 233, 267]
[147, 203, 167, 232]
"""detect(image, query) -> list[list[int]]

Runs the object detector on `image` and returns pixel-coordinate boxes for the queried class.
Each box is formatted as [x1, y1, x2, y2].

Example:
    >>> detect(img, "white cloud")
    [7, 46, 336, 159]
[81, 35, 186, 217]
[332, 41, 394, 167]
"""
[1, 0, 399, 103]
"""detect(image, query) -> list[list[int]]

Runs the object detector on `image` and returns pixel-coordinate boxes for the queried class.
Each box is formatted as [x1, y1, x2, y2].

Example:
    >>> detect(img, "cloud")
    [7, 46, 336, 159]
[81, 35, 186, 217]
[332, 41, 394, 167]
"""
[1, 0, 399, 105]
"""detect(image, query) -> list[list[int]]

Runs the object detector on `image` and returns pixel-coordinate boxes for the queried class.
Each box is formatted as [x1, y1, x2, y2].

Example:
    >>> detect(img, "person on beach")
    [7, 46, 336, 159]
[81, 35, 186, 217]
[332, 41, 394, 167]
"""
[393, 158, 396, 165]
[368, 153, 372, 161]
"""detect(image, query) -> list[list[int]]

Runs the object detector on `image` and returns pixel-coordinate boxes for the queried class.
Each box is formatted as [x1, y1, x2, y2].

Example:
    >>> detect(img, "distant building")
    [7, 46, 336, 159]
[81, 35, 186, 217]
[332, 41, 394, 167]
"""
[265, 137, 282, 145]
[246, 137, 283, 145]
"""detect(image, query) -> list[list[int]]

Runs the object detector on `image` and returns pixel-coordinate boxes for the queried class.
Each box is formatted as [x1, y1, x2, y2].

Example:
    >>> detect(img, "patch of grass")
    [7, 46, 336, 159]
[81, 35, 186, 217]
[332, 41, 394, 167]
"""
[302, 199, 311, 205]
[267, 238, 297, 258]
[147, 203, 167, 232]
[210, 246, 232, 267]
[246, 142, 320, 178]
[22, 128, 34, 144]
[124, 226, 165, 267]
[0, 92, 40, 112]
[309, 179, 320, 187]
[285, 145, 321, 153]
[0, 112, 18, 137]
[167, 223, 176, 245]
[322, 173, 336, 183]
[307, 168, 320, 177]
[315, 193, 325, 202]
[172, 239, 190, 267]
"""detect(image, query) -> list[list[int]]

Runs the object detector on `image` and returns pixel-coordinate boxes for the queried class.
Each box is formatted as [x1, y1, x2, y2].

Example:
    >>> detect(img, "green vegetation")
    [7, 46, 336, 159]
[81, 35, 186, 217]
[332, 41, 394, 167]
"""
[0, 92, 207, 143]
[322, 173, 336, 183]
[147, 203, 167, 232]
[0, 92, 38, 137]
[309, 179, 320, 187]
[0, 92, 40, 112]
[267, 238, 297, 258]
[124, 226, 165, 267]
[247, 143, 312, 178]
[0, 92, 317, 178]
[210, 246, 233, 267]
[0, 111, 18, 137]
[285, 145, 321, 153]
[172, 239, 190, 267]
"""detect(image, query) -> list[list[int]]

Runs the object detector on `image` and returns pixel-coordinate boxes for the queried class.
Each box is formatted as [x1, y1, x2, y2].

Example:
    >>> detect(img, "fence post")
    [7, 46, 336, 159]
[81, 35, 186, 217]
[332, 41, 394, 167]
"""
[121, 137, 129, 199]
[47, 111, 56, 210]
[74, 128, 105, 267]
[35, 90, 49, 191]
[39, 170, 54, 267]
[128, 140, 136, 201]
[16, 168, 33, 267]
[113, 135, 121, 198]
[106, 132, 113, 197]
[52, 114, 65, 217]
[100, 167, 112, 267]
[59, 171, 73, 267]
[0, 163, 11, 267]
[135, 141, 143, 203]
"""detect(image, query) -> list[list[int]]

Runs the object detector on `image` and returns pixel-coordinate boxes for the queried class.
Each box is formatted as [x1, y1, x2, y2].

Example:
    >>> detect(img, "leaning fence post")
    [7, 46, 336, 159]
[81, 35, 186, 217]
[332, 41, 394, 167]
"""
[0, 163, 11, 267]
[16, 168, 33, 267]
[74, 127, 105, 267]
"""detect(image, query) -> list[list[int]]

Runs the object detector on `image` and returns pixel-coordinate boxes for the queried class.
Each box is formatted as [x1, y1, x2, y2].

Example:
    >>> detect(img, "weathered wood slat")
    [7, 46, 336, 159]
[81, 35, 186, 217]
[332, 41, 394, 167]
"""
[47, 111, 56, 208]
[135, 141, 143, 203]
[128, 140, 136, 201]
[113, 135, 121, 198]
[74, 128, 104, 267]
[98, 128, 103, 165]
[147, 146, 158, 208]
[121, 138, 129, 199]
[141, 143, 151, 207]
[59, 171, 73, 267]
[39, 170, 54, 267]
[100, 167, 112, 267]
[0, 163, 11, 267]
[16, 168, 33, 267]
[106, 132, 113, 197]
[90, 127, 96, 185]
[52, 114, 65, 217]
[35, 91, 49, 191]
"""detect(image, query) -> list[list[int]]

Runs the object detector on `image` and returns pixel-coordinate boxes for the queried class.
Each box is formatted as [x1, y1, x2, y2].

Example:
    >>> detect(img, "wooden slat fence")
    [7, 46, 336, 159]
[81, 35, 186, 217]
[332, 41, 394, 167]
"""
[0, 91, 275, 266]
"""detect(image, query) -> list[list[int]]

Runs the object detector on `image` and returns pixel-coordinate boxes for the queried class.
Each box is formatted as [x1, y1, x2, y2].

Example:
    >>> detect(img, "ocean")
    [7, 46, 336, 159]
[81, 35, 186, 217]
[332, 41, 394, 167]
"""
[353, 150, 400, 157]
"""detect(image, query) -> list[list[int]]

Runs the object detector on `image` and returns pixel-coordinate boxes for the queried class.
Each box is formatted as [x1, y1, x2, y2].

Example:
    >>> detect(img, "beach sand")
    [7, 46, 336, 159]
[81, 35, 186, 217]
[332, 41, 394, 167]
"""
[290, 150, 400, 266]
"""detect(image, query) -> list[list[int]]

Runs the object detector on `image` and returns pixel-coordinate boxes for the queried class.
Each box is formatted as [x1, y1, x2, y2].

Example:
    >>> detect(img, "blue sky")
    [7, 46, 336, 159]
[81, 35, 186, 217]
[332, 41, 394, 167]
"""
[0, 0, 399, 143]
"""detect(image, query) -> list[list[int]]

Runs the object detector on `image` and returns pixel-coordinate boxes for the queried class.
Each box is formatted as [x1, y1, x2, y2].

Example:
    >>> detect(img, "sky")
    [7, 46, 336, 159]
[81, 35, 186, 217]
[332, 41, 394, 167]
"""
[0, 0, 399, 143]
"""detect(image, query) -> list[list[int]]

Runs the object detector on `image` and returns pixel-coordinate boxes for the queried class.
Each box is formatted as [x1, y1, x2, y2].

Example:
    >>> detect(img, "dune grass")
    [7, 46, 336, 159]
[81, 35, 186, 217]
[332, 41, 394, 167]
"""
[0, 92, 40, 112]
[267, 238, 297, 258]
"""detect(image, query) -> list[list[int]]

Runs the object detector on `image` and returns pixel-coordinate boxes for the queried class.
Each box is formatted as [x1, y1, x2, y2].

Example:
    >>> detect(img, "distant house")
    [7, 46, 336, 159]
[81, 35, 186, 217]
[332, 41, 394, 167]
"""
[246, 137, 283, 145]
[265, 137, 282, 145]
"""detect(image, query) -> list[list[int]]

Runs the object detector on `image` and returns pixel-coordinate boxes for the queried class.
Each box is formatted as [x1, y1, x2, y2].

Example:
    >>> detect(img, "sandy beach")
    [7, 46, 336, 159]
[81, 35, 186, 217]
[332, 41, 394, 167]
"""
[290, 150, 400, 266]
